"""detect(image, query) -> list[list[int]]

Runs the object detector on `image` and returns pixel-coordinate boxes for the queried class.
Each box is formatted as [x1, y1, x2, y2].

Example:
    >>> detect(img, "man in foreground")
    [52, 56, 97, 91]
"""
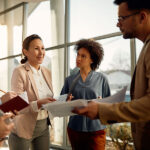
[73, 0, 150, 149]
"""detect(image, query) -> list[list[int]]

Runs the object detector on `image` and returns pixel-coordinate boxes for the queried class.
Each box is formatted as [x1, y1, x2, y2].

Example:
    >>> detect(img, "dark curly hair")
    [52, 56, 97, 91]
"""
[21, 34, 42, 64]
[74, 39, 104, 70]
[114, 0, 150, 10]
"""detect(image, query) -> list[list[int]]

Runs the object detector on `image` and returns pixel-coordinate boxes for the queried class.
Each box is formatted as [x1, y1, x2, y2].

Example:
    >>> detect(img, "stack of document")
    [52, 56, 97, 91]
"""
[43, 86, 127, 118]
[93, 86, 127, 103]
[43, 99, 88, 119]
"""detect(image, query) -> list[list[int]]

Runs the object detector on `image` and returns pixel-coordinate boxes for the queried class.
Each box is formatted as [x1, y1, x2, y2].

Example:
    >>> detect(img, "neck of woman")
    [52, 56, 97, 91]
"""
[28, 61, 40, 70]
[80, 67, 92, 82]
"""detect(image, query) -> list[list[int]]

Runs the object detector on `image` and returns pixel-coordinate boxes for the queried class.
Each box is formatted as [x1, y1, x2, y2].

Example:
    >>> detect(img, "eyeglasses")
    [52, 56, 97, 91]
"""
[118, 12, 140, 23]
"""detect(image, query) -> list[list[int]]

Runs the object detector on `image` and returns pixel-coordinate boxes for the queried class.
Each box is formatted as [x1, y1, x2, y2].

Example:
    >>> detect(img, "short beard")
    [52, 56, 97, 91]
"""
[123, 32, 136, 39]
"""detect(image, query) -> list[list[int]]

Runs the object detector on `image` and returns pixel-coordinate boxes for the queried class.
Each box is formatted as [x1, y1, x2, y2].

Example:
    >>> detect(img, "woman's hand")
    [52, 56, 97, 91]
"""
[1, 91, 17, 104]
[66, 94, 74, 101]
[37, 98, 56, 109]
[97, 96, 102, 100]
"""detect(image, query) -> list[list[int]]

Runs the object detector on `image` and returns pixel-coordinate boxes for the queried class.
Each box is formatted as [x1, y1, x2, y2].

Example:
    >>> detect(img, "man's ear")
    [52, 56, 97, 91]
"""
[139, 11, 148, 24]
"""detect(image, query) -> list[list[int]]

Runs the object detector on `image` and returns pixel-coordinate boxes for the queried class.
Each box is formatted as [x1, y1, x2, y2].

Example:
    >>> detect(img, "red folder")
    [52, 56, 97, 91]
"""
[0, 96, 29, 113]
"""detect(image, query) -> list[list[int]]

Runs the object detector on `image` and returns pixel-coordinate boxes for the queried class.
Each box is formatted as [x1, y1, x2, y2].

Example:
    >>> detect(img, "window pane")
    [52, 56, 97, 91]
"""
[99, 37, 130, 72]
[70, 0, 119, 42]
[0, 56, 21, 93]
[27, 1, 51, 47]
[13, 25, 22, 55]
[46, 49, 65, 96]
[0, 59, 8, 93]
[99, 37, 131, 100]
[46, 49, 65, 145]
[0, 6, 23, 58]
[0, 25, 7, 59]
[27, 0, 65, 47]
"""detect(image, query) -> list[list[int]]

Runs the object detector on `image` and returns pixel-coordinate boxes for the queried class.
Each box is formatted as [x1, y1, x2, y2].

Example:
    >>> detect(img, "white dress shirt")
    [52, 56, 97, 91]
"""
[29, 64, 53, 120]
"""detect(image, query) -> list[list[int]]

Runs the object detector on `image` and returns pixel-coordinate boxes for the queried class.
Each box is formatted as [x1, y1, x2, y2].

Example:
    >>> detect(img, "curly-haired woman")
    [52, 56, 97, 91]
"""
[61, 39, 111, 150]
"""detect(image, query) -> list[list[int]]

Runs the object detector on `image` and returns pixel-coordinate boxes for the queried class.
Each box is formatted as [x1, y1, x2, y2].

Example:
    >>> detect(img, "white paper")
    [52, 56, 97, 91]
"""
[43, 99, 88, 119]
[93, 86, 127, 103]
[54, 94, 68, 101]
[43, 86, 127, 118]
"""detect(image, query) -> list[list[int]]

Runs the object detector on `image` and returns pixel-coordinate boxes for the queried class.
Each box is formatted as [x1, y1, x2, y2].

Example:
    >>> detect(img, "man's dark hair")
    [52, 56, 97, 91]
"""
[74, 39, 104, 71]
[114, 0, 150, 10]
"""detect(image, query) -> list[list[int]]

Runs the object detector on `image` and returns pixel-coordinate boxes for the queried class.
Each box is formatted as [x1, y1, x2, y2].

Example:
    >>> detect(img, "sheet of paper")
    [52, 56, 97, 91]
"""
[93, 86, 127, 103]
[54, 94, 68, 101]
[43, 86, 127, 118]
[43, 99, 88, 119]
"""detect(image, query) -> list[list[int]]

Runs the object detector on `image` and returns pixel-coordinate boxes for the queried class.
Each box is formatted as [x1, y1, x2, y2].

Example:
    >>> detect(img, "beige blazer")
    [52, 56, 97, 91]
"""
[98, 35, 150, 149]
[11, 63, 53, 139]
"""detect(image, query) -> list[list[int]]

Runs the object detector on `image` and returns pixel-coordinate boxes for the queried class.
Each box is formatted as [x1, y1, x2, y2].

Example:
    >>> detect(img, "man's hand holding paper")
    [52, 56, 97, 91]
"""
[73, 86, 127, 120]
